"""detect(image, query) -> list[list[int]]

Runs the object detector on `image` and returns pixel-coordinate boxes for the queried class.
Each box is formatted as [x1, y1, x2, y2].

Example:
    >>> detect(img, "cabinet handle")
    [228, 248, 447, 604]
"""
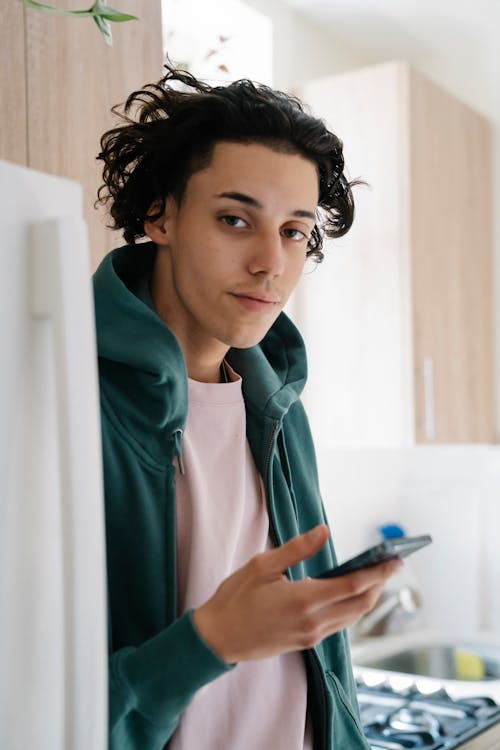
[423, 356, 435, 441]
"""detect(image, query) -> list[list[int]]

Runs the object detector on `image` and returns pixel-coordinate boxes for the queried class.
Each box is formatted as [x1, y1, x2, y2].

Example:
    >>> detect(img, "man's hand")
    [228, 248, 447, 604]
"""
[193, 525, 403, 664]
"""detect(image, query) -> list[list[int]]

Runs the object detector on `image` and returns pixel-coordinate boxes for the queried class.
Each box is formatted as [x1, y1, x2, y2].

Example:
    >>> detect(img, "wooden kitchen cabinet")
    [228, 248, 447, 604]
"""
[294, 61, 495, 447]
[1, 0, 163, 271]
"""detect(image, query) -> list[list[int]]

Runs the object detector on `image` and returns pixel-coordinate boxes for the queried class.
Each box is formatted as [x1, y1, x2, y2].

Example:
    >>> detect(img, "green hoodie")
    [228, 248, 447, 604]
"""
[93, 242, 370, 750]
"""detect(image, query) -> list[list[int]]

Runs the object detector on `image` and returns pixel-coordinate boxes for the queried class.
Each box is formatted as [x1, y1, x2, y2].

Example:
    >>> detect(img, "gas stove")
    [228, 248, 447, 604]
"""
[356, 678, 500, 749]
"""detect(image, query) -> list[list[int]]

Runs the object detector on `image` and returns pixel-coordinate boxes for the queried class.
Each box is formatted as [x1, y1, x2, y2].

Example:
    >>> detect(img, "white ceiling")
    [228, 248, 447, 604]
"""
[280, 0, 500, 120]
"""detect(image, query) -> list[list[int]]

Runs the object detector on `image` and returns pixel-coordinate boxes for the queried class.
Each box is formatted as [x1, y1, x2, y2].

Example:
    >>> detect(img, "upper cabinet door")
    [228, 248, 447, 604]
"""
[295, 61, 495, 448]
[409, 67, 495, 443]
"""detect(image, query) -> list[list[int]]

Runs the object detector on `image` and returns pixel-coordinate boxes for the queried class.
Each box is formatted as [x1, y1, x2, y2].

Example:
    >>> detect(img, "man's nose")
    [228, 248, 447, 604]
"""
[247, 230, 285, 277]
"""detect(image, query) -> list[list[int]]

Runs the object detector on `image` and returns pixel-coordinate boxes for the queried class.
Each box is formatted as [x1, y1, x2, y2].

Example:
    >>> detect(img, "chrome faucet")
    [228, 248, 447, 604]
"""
[353, 585, 422, 639]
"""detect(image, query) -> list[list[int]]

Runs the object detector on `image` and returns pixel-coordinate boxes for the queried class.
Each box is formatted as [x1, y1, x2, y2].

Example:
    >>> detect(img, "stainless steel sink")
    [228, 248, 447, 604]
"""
[365, 644, 500, 681]
[352, 630, 500, 705]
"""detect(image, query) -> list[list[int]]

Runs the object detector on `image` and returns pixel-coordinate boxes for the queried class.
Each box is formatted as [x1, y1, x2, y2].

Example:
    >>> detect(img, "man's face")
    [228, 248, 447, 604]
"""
[149, 141, 319, 354]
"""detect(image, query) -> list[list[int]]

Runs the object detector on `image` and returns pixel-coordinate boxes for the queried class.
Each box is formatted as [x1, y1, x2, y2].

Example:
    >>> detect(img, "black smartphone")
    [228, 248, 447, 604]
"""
[316, 534, 432, 579]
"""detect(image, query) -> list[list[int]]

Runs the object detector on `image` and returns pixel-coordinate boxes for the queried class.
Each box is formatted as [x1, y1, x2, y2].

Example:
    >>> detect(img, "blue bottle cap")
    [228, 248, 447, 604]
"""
[379, 523, 405, 539]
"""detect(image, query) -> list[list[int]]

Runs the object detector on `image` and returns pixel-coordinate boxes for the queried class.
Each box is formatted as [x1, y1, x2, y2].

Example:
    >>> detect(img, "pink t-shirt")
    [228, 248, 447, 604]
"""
[168, 365, 313, 750]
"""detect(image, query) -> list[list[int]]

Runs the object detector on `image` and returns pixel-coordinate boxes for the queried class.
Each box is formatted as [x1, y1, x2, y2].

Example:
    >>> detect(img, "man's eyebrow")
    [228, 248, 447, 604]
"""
[214, 191, 316, 221]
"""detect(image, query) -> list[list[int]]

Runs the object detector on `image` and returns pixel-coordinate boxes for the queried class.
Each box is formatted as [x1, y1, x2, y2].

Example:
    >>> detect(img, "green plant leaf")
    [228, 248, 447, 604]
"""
[96, 9, 138, 22]
[90, 1, 137, 22]
[16, 0, 138, 24]
[93, 12, 113, 45]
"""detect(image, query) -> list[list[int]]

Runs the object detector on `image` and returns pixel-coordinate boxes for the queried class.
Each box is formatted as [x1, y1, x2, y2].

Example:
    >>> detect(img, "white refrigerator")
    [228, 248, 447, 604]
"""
[0, 160, 107, 749]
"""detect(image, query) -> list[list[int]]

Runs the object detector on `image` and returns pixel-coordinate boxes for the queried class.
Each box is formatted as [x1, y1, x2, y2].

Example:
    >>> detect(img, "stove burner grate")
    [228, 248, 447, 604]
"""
[356, 678, 500, 749]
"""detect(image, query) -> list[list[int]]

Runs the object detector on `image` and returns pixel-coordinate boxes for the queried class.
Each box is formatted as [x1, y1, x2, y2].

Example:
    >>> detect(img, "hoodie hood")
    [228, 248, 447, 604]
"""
[93, 243, 308, 462]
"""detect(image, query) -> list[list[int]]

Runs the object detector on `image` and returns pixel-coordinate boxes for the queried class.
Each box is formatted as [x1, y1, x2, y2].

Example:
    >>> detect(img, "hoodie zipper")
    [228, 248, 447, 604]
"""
[263, 419, 281, 548]
[310, 649, 330, 750]
[172, 428, 185, 475]
[263, 417, 329, 750]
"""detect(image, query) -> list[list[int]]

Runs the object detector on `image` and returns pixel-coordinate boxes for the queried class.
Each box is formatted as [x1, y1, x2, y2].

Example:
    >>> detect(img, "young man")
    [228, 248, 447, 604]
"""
[93, 66, 401, 749]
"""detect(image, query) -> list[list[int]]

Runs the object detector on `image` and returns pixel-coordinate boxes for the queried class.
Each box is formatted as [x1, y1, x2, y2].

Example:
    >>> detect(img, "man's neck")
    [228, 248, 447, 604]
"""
[150, 247, 230, 384]
[185, 357, 228, 384]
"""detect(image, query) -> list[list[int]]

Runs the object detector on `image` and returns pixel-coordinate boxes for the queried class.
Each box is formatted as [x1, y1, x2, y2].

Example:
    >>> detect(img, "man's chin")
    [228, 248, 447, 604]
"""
[224, 328, 274, 350]
[219, 312, 282, 350]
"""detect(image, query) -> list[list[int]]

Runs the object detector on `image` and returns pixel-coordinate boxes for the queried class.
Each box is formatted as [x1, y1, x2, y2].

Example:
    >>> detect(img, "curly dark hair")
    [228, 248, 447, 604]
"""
[96, 63, 358, 262]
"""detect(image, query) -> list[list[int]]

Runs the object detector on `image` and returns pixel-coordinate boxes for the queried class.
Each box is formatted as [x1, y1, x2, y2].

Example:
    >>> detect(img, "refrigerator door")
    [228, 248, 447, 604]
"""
[0, 161, 107, 750]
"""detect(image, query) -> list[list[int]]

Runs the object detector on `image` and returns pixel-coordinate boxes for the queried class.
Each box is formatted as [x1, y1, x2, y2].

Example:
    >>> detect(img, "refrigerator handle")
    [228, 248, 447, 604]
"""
[30, 217, 108, 750]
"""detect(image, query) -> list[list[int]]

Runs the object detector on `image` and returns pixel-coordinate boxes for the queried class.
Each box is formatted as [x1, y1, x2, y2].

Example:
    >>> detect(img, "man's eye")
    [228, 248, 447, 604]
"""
[220, 215, 247, 228]
[283, 228, 307, 241]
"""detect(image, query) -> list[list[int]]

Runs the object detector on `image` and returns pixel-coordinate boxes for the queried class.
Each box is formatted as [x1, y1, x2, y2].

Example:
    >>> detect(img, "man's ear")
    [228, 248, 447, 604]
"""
[144, 197, 175, 244]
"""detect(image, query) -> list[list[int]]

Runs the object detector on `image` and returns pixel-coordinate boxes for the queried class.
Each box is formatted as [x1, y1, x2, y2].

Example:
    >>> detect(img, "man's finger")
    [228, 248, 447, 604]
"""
[318, 558, 403, 601]
[258, 525, 329, 575]
[306, 558, 403, 606]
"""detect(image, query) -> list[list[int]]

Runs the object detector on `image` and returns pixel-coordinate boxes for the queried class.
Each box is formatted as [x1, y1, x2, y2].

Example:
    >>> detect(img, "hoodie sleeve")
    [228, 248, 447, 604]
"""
[108, 609, 234, 749]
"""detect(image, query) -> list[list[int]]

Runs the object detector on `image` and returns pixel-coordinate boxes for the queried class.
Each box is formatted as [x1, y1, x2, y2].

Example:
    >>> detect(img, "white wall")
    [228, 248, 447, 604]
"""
[317, 445, 500, 635]
[243, 0, 370, 91]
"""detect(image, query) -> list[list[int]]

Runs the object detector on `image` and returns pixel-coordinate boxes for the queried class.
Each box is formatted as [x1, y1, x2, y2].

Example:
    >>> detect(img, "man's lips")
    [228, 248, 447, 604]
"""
[230, 292, 281, 311]
[233, 293, 279, 304]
